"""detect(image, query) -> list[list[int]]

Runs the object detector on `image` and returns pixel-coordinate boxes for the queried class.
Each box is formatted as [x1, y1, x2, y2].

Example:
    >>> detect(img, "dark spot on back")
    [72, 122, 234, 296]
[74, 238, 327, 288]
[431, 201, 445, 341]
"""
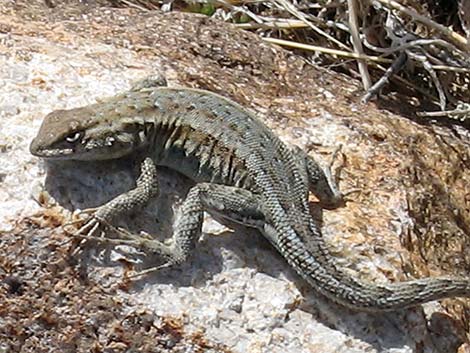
[187, 104, 197, 112]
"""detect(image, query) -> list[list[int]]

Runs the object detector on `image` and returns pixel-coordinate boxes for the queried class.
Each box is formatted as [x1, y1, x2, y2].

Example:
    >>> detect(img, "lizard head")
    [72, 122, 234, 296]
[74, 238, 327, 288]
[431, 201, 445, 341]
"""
[30, 105, 141, 160]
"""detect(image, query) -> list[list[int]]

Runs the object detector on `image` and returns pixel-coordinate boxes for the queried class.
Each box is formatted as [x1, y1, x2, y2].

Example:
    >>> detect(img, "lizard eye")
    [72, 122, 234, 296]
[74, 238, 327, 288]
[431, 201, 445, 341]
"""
[65, 132, 82, 143]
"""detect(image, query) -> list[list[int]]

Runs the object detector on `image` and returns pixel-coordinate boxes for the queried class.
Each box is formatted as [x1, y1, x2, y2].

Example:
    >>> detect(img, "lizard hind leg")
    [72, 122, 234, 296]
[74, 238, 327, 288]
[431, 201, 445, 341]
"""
[293, 145, 345, 208]
[100, 183, 265, 277]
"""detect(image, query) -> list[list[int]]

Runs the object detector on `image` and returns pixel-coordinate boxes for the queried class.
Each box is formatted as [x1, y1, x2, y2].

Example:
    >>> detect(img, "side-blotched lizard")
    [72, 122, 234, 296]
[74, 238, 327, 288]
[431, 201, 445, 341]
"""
[30, 77, 470, 311]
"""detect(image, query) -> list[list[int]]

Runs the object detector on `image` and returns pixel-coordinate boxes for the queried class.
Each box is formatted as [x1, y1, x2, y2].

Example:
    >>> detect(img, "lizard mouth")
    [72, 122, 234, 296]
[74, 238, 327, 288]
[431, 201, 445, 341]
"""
[29, 140, 74, 159]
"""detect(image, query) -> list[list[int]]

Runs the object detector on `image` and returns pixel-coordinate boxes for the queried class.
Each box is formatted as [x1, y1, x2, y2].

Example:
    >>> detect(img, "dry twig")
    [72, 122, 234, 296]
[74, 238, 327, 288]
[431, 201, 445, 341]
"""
[373, 0, 469, 50]
[347, 0, 371, 90]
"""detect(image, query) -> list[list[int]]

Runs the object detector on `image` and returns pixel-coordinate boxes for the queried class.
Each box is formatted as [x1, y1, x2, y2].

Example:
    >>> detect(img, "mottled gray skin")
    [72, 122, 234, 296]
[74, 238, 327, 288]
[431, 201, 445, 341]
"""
[30, 80, 470, 311]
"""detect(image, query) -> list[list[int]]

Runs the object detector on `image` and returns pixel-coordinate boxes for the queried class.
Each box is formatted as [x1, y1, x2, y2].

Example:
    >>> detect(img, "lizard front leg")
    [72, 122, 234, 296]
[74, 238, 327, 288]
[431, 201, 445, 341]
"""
[76, 157, 160, 237]
[83, 183, 265, 272]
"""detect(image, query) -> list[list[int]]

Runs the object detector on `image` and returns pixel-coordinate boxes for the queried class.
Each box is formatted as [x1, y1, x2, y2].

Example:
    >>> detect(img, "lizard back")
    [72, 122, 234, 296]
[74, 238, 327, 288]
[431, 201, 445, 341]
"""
[147, 88, 313, 224]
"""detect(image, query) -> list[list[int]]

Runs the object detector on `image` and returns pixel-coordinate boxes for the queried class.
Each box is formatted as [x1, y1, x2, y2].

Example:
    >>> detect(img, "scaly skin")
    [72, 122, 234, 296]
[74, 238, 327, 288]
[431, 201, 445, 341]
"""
[30, 79, 470, 311]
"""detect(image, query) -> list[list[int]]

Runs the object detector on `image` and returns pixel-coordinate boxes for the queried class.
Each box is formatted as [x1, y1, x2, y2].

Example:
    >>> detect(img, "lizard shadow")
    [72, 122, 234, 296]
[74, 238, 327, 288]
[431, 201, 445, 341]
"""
[42, 159, 464, 352]
[185, 227, 465, 353]
[135, 224, 464, 352]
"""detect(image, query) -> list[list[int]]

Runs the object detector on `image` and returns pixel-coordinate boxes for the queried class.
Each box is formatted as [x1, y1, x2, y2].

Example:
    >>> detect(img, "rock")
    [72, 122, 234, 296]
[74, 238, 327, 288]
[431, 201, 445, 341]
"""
[1, 1, 469, 352]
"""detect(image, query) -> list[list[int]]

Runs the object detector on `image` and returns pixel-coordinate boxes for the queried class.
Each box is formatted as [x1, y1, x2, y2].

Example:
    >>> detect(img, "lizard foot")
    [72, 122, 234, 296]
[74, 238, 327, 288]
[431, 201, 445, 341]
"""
[70, 232, 177, 274]
[63, 208, 107, 238]
[63, 212, 115, 257]
[319, 144, 346, 209]
[322, 145, 363, 206]
[327, 145, 362, 204]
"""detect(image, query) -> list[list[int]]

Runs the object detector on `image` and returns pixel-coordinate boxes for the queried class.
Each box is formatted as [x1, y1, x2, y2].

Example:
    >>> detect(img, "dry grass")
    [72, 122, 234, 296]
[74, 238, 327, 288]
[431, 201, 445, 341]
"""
[111, 0, 470, 121]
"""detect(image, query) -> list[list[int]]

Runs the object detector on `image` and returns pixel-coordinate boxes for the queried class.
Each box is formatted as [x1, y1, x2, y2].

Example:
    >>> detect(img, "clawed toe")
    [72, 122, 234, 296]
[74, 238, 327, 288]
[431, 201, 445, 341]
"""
[328, 144, 344, 170]
[126, 262, 175, 279]
[77, 218, 102, 238]
[341, 188, 361, 201]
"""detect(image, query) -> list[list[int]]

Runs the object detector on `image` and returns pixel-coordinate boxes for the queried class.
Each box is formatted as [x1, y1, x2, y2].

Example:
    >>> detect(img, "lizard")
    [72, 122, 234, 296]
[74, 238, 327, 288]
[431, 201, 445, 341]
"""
[29, 77, 470, 312]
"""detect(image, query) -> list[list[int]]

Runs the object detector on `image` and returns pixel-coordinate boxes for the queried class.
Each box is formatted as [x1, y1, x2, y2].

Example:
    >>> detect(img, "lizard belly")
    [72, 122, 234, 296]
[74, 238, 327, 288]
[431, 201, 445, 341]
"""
[158, 151, 222, 184]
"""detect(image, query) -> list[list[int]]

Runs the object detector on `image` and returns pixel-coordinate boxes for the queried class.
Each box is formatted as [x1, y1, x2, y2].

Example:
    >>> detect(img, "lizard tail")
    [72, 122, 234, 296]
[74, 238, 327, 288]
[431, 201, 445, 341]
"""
[278, 223, 470, 311]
